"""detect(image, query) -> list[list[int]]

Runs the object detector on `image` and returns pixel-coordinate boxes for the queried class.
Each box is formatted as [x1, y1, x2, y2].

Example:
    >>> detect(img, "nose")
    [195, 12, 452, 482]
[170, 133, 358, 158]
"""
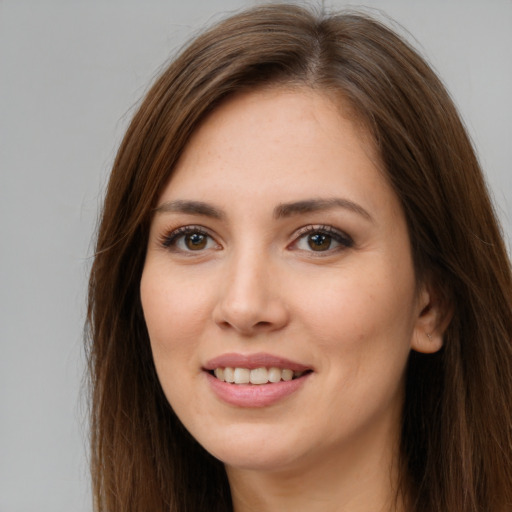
[212, 251, 289, 336]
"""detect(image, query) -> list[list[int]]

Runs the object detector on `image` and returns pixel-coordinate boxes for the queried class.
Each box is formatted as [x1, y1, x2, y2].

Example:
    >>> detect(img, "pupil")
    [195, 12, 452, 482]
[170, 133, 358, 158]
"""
[186, 233, 206, 250]
[308, 233, 331, 251]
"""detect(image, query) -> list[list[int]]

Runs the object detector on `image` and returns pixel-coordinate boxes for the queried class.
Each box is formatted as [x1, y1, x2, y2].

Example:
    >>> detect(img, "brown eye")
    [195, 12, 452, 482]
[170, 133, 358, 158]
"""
[162, 226, 218, 253]
[291, 225, 354, 254]
[185, 232, 207, 250]
[307, 233, 332, 251]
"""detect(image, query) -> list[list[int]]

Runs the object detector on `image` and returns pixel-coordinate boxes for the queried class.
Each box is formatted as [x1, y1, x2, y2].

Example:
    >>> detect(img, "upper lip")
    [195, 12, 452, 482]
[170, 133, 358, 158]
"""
[203, 352, 312, 372]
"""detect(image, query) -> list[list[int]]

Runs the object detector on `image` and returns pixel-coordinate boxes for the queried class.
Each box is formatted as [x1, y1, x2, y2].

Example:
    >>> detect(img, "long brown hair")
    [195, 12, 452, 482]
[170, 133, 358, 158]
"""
[86, 4, 512, 511]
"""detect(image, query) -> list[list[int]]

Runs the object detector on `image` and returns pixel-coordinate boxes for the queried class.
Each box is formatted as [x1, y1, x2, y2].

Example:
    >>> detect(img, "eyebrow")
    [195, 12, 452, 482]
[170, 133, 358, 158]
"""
[153, 197, 372, 222]
[273, 198, 373, 221]
[154, 200, 224, 219]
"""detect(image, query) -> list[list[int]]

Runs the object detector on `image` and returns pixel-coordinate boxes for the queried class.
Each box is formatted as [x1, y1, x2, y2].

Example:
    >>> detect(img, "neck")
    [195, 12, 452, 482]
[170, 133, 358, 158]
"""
[225, 421, 407, 512]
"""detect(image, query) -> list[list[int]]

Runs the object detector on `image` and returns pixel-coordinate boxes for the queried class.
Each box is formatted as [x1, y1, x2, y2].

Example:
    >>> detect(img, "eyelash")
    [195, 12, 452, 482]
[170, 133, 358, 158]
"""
[290, 225, 354, 253]
[160, 225, 217, 252]
[159, 224, 354, 254]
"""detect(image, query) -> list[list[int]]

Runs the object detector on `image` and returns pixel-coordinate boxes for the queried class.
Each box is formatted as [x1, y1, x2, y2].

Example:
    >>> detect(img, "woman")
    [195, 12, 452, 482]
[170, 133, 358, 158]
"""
[86, 4, 512, 511]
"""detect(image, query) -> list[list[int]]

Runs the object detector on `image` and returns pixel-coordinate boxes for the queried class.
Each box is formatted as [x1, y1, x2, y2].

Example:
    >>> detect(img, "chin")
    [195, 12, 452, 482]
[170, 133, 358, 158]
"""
[216, 449, 301, 473]
[197, 424, 305, 472]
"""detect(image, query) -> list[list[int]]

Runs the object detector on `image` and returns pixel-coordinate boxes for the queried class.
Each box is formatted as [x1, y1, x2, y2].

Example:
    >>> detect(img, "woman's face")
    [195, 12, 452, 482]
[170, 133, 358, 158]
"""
[141, 88, 435, 473]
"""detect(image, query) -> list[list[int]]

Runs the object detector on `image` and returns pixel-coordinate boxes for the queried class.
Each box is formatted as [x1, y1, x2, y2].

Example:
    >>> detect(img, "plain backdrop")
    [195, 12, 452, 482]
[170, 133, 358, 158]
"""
[1, 1, 510, 510]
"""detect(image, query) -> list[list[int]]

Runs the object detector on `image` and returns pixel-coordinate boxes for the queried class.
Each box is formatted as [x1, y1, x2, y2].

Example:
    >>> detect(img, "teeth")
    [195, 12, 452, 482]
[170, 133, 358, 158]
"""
[213, 366, 306, 384]
[268, 367, 282, 383]
[234, 368, 250, 384]
[282, 369, 293, 381]
[223, 367, 235, 383]
[250, 367, 268, 384]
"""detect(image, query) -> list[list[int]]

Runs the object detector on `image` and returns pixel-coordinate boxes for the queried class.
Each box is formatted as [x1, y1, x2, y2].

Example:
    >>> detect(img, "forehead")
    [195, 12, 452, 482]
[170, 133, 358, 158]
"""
[160, 87, 395, 220]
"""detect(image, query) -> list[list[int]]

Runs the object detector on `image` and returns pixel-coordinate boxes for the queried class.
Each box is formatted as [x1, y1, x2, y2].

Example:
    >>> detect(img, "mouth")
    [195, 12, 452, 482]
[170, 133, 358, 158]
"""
[209, 367, 311, 385]
[203, 352, 313, 385]
[203, 353, 312, 407]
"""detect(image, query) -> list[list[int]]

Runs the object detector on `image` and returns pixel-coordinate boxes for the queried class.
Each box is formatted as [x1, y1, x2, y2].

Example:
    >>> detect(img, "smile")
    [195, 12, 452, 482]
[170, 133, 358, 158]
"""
[203, 353, 313, 407]
[212, 367, 307, 385]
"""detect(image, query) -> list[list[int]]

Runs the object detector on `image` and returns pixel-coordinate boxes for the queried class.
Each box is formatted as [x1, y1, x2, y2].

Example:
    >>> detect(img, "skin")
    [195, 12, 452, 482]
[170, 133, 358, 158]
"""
[140, 88, 443, 512]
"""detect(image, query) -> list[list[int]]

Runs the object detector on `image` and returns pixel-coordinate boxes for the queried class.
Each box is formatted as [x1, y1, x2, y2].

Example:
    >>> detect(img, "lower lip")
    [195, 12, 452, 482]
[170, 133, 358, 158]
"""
[205, 372, 311, 408]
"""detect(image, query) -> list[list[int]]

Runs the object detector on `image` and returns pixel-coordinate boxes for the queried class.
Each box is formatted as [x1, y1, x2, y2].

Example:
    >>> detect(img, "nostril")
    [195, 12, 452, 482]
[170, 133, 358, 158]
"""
[217, 320, 233, 330]
[255, 321, 272, 328]
[217, 320, 272, 332]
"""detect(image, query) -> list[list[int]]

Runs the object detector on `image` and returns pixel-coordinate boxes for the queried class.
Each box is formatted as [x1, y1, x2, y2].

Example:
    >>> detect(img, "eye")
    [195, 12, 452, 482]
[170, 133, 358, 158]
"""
[161, 226, 219, 252]
[292, 225, 353, 253]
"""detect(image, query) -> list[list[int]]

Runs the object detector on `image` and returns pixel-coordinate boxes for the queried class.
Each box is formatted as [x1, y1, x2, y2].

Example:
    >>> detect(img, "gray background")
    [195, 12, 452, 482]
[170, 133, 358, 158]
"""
[1, 1, 510, 510]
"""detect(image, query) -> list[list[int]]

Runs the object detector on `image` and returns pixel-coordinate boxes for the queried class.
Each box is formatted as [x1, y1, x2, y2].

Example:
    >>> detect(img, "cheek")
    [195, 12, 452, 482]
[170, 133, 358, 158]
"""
[299, 270, 415, 336]
[140, 266, 211, 418]
[292, 260, 418, 379]
[140, 266, 211, 371]
[141, 262, 208, 334]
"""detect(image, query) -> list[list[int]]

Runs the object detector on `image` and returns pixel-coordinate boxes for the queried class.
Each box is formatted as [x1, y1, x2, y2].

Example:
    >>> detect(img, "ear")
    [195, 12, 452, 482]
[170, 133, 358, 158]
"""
[411, 282, 453, 354]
